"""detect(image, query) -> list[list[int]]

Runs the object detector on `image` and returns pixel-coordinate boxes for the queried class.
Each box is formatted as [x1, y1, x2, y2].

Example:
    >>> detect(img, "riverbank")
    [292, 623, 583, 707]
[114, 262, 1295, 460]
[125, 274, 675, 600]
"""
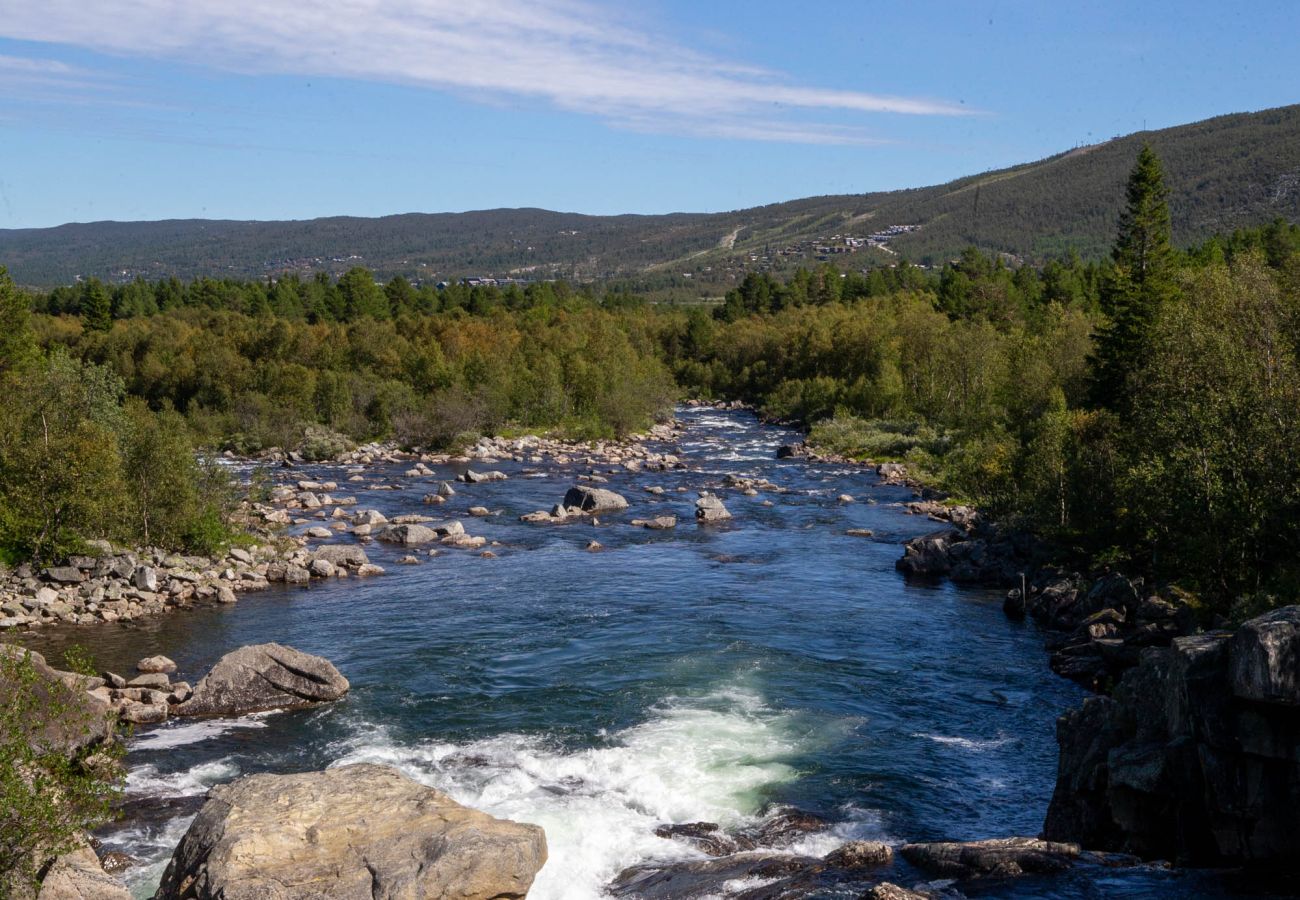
[0, 421, 684, 638]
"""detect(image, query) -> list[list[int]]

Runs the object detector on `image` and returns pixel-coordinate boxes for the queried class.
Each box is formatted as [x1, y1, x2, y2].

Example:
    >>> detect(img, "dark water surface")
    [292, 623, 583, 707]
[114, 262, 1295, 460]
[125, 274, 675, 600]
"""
[21, 409, 1255, 898]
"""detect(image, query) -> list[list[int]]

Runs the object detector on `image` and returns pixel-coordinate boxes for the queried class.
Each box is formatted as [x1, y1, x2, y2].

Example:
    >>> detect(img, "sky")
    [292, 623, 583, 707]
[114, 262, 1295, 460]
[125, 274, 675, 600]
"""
[0, 0, 1296, 228]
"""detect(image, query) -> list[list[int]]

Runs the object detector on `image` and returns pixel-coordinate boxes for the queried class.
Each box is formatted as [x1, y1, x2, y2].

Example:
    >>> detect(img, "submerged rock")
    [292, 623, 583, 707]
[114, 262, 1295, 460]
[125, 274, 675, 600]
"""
[174, 643, 348, 717]
[900, 836, 1080, 878]
[152, 764, 546, 900]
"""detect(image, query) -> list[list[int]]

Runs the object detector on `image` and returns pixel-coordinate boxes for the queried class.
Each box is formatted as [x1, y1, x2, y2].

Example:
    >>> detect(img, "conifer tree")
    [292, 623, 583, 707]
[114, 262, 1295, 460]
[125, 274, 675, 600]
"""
[1089, 145, 1178, 411]
[80, 279, 114, 333]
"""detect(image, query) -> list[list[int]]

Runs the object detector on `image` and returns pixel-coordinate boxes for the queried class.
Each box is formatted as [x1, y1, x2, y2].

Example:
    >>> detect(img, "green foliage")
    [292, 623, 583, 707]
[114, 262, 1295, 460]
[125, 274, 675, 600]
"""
[0, 336, 234, 562]
[808, 418, 948, 461]
[1091, 145, 1179, 411]
[0, 267, 37, 377]
[79, 279, 114, 333]
[0, 352, 128, 562]
[0, 648, 122, 890]
[58, 646, 98, 679]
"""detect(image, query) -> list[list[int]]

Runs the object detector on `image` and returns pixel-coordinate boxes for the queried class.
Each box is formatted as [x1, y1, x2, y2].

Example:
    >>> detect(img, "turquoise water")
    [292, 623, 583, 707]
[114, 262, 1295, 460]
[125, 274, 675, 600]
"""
[24, 409, 1239, 898]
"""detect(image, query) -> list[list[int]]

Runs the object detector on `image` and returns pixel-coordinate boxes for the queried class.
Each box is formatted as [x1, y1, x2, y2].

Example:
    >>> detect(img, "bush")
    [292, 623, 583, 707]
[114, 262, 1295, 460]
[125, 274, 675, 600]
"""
[808, 417, 948, 461]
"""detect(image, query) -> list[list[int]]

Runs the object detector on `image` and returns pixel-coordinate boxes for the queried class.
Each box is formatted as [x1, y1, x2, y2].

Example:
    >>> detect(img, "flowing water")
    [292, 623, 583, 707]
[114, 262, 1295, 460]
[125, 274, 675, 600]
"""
[21, 409, 1248, 898]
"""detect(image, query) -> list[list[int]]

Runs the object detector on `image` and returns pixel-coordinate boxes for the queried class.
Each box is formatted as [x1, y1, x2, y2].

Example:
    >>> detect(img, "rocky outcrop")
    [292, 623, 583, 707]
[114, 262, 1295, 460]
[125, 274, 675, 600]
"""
[894, 528, 960, 577]
[174, 643, 348, 717]
[899, 836, 1079, 878]
[1044, 606, 1300, 866]
[562, 485, 629, 514]
[152, 764, 546, 900]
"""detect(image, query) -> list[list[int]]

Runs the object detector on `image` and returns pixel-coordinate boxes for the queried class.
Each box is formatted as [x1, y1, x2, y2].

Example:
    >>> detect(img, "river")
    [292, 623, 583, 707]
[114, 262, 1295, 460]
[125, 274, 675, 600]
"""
[21, 408, 1236, 898]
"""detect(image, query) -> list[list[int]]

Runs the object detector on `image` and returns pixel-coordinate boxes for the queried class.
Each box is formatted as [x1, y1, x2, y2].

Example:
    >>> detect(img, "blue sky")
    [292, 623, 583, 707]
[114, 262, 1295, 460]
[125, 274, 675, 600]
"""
[0, 0, 1296, 228]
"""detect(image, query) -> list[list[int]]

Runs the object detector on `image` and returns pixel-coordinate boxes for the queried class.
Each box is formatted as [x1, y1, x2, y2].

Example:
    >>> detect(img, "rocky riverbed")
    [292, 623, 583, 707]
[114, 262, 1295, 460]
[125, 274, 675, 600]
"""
[7, 407, 1279, 899]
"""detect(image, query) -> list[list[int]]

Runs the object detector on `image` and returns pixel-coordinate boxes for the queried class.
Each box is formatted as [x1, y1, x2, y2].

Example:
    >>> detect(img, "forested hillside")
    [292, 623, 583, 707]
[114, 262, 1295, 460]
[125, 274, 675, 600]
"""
[2, 105, 1297, 288]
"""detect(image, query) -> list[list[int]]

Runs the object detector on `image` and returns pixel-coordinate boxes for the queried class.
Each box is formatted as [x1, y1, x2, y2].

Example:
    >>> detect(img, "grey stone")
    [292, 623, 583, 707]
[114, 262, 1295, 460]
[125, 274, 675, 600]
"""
[152, 764, 546, 900]
[175, 643, 349, 717]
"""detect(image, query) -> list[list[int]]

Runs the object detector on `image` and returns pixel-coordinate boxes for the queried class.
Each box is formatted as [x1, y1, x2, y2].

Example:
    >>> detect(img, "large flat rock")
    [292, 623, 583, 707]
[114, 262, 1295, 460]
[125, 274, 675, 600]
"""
[153, 763, 547, 900]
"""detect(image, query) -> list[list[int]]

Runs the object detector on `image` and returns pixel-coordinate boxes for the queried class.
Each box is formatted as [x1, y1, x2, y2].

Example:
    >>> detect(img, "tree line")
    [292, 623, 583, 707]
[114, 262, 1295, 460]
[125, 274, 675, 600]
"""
[4, 149, 1300, 616]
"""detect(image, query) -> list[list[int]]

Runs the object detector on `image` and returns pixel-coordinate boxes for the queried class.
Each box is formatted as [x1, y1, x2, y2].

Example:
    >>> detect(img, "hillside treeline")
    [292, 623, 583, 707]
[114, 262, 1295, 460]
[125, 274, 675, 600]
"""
[6, 153, 1300, 614]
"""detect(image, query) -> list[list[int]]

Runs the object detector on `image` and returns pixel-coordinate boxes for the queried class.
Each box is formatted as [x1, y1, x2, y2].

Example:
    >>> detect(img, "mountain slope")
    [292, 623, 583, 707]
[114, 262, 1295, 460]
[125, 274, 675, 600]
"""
[2, 104, 1298, 287]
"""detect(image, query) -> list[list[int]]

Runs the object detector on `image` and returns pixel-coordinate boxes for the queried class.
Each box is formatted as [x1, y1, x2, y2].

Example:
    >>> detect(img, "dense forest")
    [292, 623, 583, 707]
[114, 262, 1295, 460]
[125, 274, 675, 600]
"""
[3, 147, 1300, 619]
[2, 104, 1297, 287]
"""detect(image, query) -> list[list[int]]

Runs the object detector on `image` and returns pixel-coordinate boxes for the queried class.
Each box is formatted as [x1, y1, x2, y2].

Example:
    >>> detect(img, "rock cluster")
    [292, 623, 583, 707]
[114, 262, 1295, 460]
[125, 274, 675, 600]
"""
[153, 764, 547, 900]
[896, 522, 1193, 691]
[1045, 605, 1300, 866]
[0, 544, 287, 632]
[90, 643, 348, 725]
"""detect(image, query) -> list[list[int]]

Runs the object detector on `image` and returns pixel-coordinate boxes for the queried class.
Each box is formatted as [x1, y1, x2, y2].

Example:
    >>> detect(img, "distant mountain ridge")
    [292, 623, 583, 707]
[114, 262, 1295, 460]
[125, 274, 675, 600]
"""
[3, 103, 1298, 288]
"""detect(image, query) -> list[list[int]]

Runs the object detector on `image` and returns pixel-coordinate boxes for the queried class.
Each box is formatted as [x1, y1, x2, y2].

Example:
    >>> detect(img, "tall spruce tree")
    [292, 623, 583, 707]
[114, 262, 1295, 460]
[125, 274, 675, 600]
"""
[80, 279, 114, 333]
[1089, 145, 1178, 412]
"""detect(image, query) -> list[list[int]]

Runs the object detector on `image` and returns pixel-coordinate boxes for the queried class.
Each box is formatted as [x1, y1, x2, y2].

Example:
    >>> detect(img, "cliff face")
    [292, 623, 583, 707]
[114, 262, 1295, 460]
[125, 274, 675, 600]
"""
[1044, 607, 1300, 865]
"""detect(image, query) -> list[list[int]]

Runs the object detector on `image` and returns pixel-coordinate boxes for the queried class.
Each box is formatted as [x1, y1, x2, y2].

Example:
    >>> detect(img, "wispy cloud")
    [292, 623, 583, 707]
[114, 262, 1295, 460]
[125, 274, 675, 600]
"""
[0, 0, 971, 144]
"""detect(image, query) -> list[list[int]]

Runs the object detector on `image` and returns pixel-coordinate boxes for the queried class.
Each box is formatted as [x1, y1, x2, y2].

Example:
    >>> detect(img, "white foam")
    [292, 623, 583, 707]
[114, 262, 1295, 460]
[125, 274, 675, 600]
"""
[126, 758, 239, 798]
[913, 732, 1010, 752]
[331, 687, 834, 900]
[130, 712, 274, 751]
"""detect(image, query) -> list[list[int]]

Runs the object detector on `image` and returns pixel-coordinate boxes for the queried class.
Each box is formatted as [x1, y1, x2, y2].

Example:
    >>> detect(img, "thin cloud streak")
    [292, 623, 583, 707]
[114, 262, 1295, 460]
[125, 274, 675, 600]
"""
[0, 0, 973, 144]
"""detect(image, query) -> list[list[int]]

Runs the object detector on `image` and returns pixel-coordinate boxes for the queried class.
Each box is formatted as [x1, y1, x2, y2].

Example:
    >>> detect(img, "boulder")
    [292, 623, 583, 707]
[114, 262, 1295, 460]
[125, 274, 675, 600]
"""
[823, 840, 893, 869]
[136, 655, 177, 674]
[36, 835, 132, 900]
[174, 643, 349, 717]
[377, 523, 438, 545]
[653, 822, 748, 857]
[311, 544, 369, 570]
[459, 469, 507, 483]
[44, 567, 84, 584]
[899, 836, 1079, 878]
[895, 529, 960, 577]
[1229, 606, 1300, 705]
[152, 764, 546, 900]
[866, 885, 932, 900]
[695, 493, 730, 522]
[563, 485, 629, 514]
